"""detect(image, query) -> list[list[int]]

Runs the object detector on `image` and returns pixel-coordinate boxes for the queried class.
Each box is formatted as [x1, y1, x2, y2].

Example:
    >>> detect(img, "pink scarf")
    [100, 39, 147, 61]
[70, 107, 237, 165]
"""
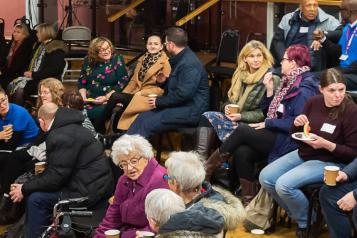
[267, 66, 310, 119]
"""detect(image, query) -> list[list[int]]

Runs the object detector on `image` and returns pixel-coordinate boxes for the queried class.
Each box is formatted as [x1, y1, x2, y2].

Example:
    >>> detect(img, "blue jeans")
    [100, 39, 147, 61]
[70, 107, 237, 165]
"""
[25, 191, 60, 238]
[320, 181, 357, 238]
[259, 150, 344, 228]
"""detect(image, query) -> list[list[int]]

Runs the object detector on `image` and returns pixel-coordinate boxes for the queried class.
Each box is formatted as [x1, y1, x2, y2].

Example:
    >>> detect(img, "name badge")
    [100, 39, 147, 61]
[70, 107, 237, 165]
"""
[339, 54, 349, 61]
[320, 123, 336, 134]
[278, 104, 284, 113]
[299, 27, 309, 33]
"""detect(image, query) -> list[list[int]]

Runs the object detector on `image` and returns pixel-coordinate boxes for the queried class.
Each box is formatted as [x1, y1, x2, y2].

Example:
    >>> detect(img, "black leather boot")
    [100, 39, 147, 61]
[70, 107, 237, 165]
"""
[239, 178, 259, 206]
[0, 202, 24, 225]
[0, 194, 12, 213]
[204, 149, 231, 181]
[195, 127, 216, 159]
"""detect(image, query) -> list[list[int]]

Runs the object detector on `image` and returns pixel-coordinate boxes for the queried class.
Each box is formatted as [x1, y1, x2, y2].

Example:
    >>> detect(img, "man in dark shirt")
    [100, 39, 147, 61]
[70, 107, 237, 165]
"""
[270, 0, 340, 71]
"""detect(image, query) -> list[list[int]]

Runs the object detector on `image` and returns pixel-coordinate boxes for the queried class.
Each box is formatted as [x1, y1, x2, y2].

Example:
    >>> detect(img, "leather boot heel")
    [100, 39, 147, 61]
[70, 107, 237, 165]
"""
[204, 149, 231, 181]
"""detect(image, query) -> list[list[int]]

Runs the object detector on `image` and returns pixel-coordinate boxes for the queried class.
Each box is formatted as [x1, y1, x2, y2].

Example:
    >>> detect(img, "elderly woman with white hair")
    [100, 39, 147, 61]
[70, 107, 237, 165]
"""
[94, 134, 168, 238]
[144, 188, 224, 237]
[164, 151, 246, 234]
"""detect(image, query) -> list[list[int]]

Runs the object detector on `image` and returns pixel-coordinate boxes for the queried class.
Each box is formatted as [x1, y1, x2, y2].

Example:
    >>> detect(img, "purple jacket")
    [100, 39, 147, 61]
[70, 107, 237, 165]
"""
[94, 158, 169, 238]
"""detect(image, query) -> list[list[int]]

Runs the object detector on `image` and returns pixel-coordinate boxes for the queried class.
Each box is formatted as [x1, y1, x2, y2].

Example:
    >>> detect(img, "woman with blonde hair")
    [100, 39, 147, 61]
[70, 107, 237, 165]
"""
[196, 40, 276, 159]
[36, 77, 64, 109]
[8, 23, 67, 106]
[78, 36, 128, 133]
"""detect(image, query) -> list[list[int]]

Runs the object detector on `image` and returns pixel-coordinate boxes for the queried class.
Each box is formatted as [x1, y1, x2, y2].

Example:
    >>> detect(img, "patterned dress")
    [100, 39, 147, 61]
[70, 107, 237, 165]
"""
[203, 111, 238, 142]
[78, 54, 129, 119]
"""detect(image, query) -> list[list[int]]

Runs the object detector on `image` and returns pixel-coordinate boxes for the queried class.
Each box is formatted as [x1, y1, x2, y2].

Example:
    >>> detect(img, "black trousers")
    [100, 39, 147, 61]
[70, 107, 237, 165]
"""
[220, 123, 277, 182]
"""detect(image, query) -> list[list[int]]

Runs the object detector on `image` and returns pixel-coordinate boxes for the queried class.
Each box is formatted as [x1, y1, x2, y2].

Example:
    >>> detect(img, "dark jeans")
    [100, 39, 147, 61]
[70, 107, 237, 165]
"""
[220, 124, 276, 182]
[26, 191, 60, 238]
[319, 181, 357, 238]
[127, 110, 185, 139]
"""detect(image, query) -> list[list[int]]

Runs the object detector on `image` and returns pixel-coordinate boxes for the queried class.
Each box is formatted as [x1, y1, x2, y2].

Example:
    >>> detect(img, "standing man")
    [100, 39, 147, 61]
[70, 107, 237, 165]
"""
[10, 103, 114, 238]
[127, 27, 209, 138]
[312, 0, 357, 90]
[270, 0, 340, 71]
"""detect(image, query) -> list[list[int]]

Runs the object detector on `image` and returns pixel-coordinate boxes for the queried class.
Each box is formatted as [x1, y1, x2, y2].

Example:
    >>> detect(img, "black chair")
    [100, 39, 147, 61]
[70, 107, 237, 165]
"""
[246, 32, 266, 45]
[301, 183, 325, 238]
[206, 29, 240, 110]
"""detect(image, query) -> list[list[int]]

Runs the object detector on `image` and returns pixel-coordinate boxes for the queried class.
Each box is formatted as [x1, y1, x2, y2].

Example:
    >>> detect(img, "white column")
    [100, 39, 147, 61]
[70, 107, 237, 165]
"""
[266, 2, 274, 48]
[26, 0, 39, 27]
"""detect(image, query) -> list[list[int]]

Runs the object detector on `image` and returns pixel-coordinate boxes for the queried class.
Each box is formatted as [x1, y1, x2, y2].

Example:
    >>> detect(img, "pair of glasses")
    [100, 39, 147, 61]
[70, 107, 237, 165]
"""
[0, 96, 8, 105]
[39, 91, 50, 96]
[281, 57, 290, 64]
[99, 47, 111, 54]
[118, 156, 143, 170]
[163, 174, 174, 180]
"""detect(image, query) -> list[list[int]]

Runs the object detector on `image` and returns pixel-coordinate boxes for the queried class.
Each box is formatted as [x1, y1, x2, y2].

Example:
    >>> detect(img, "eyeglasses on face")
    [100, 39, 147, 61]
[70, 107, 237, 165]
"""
[0, 95, 8, 105]
[118, 156, 143, 170]
[99, 47, 112, 54]
[281, 57, 290, 64]
[39, 90, 51, 96]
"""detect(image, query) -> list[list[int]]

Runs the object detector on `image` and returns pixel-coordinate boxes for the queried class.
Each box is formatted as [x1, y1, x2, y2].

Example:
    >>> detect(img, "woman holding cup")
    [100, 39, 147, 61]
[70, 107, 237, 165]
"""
[204, 45, 319, 203]
[259, 68, 357, 237]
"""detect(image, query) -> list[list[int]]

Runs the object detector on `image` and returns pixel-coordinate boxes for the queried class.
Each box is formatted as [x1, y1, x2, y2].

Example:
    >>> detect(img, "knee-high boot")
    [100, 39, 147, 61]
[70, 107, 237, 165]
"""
[239, 178, 259, 206]
[204, 149, 231, 181]
[195, 127, 216, 159]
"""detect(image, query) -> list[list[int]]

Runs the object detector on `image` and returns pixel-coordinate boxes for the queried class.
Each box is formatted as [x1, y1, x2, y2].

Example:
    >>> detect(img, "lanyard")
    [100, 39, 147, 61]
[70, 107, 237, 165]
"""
[345, 26, 357, 55]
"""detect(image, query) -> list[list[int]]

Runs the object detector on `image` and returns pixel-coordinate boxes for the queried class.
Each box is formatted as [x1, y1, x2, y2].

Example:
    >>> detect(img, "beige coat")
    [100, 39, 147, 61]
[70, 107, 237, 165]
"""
[117, 52, 171, 130]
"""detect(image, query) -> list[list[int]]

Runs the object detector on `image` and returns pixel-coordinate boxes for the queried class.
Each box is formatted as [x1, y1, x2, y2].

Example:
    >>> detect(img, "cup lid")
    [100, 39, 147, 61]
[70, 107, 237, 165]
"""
[104, 229, 120, 235]
[324, 166, 340, 171]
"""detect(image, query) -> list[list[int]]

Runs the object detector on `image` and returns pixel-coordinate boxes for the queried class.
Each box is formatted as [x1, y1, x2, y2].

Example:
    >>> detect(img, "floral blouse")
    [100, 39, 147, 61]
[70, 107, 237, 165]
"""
[78, 54, 129, 99]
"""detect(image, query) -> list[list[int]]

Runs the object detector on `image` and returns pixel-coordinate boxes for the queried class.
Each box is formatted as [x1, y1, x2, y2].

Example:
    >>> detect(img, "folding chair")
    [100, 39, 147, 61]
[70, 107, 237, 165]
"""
[62, 26, 92, 82]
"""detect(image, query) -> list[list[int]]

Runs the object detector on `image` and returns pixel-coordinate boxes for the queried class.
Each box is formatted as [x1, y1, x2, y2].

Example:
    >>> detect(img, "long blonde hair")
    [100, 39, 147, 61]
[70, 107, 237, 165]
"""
[36, 78, 64, 108]
[228, 40, 274, 103]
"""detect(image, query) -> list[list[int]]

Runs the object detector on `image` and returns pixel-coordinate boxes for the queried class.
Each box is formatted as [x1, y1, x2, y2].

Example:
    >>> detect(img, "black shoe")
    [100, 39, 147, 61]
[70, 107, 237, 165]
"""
[296, 227, 307, 238]
[0, 194, 12, 212]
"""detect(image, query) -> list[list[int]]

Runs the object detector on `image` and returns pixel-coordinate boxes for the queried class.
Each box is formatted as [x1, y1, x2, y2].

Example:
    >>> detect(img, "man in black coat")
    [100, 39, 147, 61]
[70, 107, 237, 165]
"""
[127, 27, 209, 138]
[9, 103, 114, 238]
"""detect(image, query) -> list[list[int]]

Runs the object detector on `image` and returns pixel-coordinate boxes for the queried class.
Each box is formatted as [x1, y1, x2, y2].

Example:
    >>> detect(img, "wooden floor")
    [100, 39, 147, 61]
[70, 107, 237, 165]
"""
[0, 224, 330, 237]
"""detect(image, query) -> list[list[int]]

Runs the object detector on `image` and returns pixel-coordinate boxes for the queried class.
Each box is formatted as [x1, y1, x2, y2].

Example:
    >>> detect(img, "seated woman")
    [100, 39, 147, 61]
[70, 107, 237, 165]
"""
[94, 134, 168, 238]
[197, 40, 276, 158]
[0, 23, 34, 89]
[259, 68, 357, 238]
[78, 37, 129, 133]
[164, 151, 246, 233]
[144, 188, 223, 238]
[8, 23, 67, 106]
[204, 44, 319, 202]
[102, 32, 171, 133]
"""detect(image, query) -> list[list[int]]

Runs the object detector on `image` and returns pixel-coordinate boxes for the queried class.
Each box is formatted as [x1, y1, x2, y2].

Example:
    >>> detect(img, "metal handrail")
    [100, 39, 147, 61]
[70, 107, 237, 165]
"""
[176, 0, 220, 27]
[107, 0, 145, 23]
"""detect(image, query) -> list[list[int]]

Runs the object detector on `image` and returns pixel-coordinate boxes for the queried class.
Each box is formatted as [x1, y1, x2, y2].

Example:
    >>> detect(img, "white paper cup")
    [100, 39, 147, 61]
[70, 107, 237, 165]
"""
[324, 166, 340, 186]
[148, 94, 158, 98]
[104, 229, 120, 238]
[138, 231, 155, 237]
[251, 229, 265, 235]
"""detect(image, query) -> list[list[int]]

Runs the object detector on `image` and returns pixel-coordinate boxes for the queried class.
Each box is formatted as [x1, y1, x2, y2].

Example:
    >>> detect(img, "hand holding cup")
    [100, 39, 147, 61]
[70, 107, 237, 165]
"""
[2, 124, 13, 142]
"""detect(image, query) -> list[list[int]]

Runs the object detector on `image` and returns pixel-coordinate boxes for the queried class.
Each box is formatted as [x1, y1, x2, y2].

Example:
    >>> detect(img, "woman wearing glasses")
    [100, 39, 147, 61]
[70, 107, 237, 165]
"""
[94, 134, 168, 238]
[78, 37, 129, 133]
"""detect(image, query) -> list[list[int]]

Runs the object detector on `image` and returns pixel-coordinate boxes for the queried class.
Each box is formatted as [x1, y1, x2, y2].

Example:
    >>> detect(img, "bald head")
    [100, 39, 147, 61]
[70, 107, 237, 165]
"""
[300, 0, 319, 21]
[341, 0, 357, 23]
[38, 102, 58, 122]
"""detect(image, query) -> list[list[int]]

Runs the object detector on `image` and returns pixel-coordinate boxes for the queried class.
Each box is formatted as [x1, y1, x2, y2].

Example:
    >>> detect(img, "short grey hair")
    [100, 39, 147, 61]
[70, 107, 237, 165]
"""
[165, 151, 206, 192]
[145, 188, 185, 227]
[111, 134, 154, 165]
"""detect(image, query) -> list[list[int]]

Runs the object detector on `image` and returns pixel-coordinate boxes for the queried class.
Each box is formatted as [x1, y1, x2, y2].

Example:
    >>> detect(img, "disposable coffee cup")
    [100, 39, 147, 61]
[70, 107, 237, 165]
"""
[35, 162, 46, 175]
[138, 231, 155, 238]
[227, 104, 240, 114]
[148, 94, 158, 98]
[104, 229, 120, 238]
[324, 166, 340, 186]
[3, 124, 13, 142]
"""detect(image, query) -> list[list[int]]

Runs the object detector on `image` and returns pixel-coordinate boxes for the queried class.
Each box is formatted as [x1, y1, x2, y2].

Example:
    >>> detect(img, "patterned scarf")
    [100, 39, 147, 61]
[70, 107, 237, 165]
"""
[138, 51, 162, 81]
[28, 43, 46, 72]
[267, 66, 310, 119]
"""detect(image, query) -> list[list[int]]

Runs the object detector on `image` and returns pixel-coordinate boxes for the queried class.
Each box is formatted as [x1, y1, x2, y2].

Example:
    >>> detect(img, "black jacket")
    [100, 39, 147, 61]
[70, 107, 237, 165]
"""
[31, 40, 68, 81]
[0, 37, 34, 87]
[22, 108, 113, 207]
